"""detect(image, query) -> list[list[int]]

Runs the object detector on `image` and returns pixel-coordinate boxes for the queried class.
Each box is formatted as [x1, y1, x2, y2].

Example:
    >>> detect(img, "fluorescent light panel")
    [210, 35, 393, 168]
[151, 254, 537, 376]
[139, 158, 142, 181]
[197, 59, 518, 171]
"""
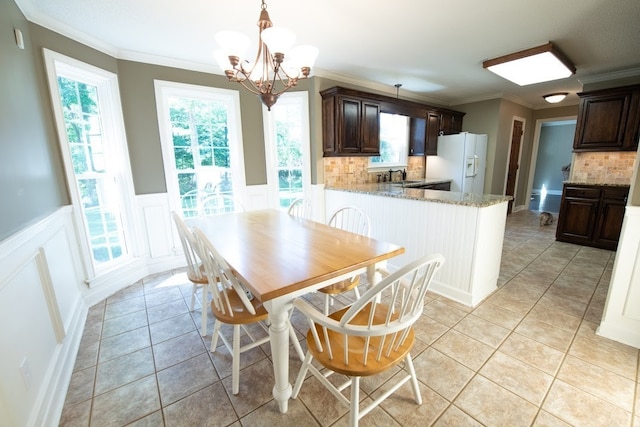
[483, 42, 575, 86]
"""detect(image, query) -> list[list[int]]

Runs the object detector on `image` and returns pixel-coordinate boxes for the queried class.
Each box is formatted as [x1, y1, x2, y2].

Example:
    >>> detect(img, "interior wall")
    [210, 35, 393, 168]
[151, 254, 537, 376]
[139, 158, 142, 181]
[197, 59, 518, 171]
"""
[532, 123, 575, 193]
[0, 1, 67, 242]
[27, 23, 320, 192]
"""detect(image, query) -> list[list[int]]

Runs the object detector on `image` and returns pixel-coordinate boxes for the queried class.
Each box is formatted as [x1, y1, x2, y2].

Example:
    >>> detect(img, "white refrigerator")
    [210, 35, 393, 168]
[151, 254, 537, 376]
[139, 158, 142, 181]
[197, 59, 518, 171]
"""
[425, 132, 488, 194]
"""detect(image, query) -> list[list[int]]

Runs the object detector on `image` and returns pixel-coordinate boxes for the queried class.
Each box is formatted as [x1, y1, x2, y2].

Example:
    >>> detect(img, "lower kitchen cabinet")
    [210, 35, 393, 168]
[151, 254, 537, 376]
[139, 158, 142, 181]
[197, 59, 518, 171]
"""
[556, 184, 629, 250]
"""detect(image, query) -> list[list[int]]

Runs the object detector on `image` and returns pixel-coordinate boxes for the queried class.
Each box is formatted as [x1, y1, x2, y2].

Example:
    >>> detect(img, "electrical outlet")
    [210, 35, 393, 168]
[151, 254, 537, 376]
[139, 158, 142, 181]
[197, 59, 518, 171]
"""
[19, 357, 32, 390]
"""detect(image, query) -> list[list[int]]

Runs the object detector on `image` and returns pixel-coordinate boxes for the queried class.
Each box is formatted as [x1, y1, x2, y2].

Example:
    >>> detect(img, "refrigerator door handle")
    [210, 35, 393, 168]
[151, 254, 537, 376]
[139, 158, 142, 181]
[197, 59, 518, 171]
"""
[473, 155, 480, 176]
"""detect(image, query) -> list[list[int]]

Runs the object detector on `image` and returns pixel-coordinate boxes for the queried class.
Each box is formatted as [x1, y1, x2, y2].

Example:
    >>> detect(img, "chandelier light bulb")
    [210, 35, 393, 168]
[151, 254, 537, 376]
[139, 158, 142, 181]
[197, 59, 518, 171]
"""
[215, 31, 250, 60]
[261, 27, 296, 55]
[289, 45, 319, 68]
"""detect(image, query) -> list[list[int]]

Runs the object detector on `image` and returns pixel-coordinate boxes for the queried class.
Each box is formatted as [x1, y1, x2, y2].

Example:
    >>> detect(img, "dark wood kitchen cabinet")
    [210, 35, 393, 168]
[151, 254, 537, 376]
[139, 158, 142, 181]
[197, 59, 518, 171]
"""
[321, 86, 465, 157]
[439, 110, 464, 135]
[409, 112, 440, 156]
[556, 183, 629, 250]
[321, 88, 380, 156]
[409, 117, 426, 156]
[573, 84, 640, 152]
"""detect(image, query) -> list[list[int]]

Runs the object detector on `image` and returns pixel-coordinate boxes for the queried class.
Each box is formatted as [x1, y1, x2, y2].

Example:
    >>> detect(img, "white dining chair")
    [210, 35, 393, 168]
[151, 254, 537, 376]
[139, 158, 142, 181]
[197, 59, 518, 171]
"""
[287, 198, 312, 219]
[292, 253, 445, 427]
[319, 206, 371, 314]
[191, 227, 304, 394]
[171, 211, 215, 336]
[201, 194, 245, 216]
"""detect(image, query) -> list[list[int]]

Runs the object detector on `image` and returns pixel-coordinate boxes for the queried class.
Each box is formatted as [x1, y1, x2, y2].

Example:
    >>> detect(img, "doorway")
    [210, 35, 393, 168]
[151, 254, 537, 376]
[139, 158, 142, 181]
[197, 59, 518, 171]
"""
[525, 117, 576, 213]
[505, 117, 525, 214]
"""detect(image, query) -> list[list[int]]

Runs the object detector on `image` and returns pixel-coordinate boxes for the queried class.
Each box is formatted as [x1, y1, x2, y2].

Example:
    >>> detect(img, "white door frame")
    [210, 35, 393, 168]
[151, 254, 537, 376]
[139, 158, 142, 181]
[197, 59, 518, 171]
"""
[524, 116, 577, 210]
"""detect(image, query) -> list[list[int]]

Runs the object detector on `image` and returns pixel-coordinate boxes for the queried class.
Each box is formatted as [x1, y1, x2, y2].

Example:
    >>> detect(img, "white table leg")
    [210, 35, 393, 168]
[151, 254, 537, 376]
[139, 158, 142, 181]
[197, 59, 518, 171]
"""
[264, 297, 292, 413]
[366, 261, 385, 289]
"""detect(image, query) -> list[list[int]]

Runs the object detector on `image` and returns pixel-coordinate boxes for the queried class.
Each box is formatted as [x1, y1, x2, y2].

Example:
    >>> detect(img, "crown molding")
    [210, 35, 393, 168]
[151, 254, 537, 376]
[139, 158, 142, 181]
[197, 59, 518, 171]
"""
[578, 67, 640, 85]
[313, 68, 450, 107]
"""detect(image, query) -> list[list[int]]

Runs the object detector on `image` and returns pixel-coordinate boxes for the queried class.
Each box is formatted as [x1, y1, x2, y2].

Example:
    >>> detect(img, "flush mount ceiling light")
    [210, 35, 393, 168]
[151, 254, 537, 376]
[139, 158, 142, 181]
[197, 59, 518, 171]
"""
[482, 42, 575, 86]
[214, 0, 319, 110]
[543, 92, 569, 103]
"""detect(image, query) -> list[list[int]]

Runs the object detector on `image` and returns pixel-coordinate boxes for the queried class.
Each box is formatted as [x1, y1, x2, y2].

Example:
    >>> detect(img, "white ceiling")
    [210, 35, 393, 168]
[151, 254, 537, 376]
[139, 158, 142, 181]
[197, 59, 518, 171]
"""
[15, 0, 640, 109]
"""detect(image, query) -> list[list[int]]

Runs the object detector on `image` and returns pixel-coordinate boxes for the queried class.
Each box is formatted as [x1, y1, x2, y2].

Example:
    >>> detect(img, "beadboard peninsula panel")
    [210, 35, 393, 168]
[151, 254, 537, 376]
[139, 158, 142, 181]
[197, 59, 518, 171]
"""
[326, 190, 508, 306]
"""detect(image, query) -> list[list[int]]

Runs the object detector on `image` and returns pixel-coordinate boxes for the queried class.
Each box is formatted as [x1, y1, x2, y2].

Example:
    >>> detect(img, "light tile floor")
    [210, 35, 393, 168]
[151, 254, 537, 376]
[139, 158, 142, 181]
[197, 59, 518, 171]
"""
[59, 210, 640, 426]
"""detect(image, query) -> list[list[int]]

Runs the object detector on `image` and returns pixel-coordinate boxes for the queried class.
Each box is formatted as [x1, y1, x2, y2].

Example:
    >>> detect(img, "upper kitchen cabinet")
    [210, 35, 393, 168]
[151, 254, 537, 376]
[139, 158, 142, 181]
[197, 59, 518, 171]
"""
[410, 111, 459, 155]
[573, 84, 640, 152]
[321, 87, 380, 156]
[438, 110, 465, 135]
[409, 117, 426, 156]
[321, 86, 465, 157]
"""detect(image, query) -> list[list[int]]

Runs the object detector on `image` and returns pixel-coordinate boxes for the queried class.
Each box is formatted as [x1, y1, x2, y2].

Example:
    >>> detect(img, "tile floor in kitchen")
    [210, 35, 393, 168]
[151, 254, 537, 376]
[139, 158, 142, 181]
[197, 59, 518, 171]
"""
[59, 209, 640, 426]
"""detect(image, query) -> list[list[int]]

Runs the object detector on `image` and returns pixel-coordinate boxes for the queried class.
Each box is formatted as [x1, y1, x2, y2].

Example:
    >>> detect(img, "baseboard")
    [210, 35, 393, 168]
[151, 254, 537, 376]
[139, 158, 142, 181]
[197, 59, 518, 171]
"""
[34, 297, 87, 426]
[597, 321, 640, 349]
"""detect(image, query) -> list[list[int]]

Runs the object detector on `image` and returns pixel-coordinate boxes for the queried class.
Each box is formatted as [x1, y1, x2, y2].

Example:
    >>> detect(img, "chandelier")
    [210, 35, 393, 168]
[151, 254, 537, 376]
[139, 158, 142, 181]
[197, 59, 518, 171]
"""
[214, 1, 319, 110]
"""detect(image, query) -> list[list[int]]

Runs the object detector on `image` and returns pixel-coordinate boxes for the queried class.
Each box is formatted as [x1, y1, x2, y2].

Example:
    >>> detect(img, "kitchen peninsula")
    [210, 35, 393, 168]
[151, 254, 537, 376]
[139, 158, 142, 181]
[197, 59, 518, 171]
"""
[326, 182, 511, 306]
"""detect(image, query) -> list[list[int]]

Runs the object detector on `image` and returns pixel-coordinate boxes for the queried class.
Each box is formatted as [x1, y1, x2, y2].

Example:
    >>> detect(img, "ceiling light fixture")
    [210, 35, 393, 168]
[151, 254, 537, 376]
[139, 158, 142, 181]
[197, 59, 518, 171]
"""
[482, 42, 575, 86]
[543, 92, 569, 103]
[214, 0, 319, 110]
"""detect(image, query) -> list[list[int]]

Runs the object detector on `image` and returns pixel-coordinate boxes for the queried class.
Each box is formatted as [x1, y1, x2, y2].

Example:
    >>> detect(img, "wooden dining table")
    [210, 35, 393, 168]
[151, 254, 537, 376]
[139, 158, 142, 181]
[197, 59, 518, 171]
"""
[187, 209, 404, 413]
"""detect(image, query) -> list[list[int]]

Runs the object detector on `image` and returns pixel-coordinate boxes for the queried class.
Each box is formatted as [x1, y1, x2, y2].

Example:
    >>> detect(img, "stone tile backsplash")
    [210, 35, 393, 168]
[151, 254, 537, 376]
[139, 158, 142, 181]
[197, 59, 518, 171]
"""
[323, 156, 425, 187]
[571, 151, 636, 184]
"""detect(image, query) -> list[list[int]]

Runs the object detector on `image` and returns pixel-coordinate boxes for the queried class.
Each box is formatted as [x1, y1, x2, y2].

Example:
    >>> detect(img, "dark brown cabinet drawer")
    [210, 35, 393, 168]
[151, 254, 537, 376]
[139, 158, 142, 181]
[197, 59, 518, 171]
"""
[564, 186, 601, 199]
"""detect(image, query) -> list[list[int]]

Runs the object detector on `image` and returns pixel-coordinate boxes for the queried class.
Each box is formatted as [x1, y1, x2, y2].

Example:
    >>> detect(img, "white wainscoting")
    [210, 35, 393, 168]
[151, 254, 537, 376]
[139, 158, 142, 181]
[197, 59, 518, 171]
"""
[0, 183, 329, 425]
[135, 193, 184, 279]
[598, 206, 640, 348]
[0, 207, 86, 427]
[326, 190, 508, 306]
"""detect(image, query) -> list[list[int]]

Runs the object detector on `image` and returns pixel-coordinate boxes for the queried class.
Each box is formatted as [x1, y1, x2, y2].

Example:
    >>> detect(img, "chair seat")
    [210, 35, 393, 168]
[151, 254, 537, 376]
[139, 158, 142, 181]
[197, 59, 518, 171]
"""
[188, 264, 218, 285]
[187, 270, 208, 285]
[211, 288, 269, 325]
[306, 303, 415, 377]
[318, 275, 360, 295]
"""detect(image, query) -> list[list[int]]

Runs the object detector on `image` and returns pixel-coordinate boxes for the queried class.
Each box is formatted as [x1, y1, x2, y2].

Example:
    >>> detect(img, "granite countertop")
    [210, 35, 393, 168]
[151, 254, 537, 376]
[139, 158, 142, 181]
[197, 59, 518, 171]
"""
[326, 180, 512, 208]
[563, 180, 630, 187]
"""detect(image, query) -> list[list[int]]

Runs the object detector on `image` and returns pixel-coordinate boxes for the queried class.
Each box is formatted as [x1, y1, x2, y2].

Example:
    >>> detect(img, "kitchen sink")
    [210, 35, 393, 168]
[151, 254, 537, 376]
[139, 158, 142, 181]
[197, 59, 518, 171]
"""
[390, 180, 422, 186]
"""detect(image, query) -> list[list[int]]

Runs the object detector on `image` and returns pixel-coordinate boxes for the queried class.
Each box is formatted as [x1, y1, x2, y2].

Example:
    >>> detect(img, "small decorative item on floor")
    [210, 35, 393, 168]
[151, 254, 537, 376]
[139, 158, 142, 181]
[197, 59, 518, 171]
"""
[540, 211, 554, 226]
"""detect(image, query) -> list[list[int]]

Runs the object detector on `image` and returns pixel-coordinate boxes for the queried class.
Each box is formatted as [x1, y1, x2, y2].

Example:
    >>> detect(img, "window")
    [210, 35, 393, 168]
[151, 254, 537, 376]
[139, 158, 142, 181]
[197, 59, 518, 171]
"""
[155, 81, 246, 218]
[262, 92, 311, 210]
[44, 49, 137, 276]
[369, 112, 409, 170]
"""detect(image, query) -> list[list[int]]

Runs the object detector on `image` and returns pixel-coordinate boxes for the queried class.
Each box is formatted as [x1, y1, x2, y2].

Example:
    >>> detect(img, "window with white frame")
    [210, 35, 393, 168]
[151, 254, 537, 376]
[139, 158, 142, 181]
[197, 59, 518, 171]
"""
[155, 81, 246, 218]
[368, 112, 409, 170]
[262, 92, 312, 210]
[43, 49, 137, 276]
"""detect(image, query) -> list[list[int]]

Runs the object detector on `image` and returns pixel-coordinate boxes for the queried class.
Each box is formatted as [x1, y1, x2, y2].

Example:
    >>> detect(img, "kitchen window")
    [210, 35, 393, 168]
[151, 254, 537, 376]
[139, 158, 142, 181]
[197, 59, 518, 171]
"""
[368, 112, 409, 171]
